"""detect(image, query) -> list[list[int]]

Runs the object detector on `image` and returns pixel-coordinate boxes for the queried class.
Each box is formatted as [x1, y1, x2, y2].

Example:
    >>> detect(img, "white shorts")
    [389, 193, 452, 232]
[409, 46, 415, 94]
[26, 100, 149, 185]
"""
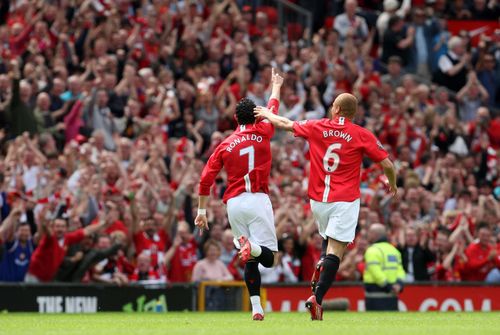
[227, 192, 278, 252]
[310, 198, 360, 243]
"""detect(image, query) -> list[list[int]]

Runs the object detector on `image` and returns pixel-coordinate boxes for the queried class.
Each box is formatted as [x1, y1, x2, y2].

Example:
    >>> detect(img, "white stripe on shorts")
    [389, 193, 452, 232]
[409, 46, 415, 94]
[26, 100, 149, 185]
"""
[244, 174, 251, 192]
[322, 175, 331, 202]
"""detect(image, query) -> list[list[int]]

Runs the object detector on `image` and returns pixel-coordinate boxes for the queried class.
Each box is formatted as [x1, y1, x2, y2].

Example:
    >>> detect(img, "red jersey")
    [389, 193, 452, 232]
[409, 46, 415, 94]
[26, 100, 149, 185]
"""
[133, 230, 171, 268]
[28, 229, 85, 282]
[462, 243, 497, 281]
[199, 99, 279, 203]
[434, 255, 465, 282]
[301, 242, 322, 281]
[129, 267, 162, 282]
[292, 117, 388, 202]
[168, 238, 198, 282]
[91, 219, 129, 236]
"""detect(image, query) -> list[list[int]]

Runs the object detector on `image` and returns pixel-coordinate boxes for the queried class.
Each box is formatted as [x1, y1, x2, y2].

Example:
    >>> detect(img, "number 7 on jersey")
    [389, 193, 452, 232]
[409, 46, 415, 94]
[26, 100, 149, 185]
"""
[240, 146, 255, 192]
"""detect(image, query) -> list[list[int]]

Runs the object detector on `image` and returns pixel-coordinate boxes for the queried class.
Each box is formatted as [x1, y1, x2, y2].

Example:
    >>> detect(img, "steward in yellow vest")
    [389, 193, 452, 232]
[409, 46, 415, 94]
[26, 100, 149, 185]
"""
[363, 224, 405, 311]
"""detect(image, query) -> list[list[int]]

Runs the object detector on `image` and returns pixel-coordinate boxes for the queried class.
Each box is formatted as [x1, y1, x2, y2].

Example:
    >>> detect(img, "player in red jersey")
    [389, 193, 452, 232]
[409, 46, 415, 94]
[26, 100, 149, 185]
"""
[195, 68, 284, 321]
[254, 93, 397, 320]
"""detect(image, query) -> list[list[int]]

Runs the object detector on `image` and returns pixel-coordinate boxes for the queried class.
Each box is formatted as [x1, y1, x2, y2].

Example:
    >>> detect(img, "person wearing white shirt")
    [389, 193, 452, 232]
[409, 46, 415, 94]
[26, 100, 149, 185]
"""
[333, 0, 368, 47]
[434, 36, 470, 92]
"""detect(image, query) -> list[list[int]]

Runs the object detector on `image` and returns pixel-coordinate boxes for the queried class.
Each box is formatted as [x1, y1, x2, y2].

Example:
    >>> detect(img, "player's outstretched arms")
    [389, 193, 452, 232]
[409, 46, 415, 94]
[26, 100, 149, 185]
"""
[379, 158, 398, 197]
[254, 106, 294, 131]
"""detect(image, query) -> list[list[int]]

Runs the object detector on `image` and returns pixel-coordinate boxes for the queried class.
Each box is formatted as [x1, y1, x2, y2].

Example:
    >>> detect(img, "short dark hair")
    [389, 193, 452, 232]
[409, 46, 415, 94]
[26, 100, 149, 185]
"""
[17, 222, 30, 230]
[476, 222, 490, 232]
[388, 55, 403, 65]
[388, 15, 401, 29]
[436, 226, 451, 236]
[235, 98, 256, 125]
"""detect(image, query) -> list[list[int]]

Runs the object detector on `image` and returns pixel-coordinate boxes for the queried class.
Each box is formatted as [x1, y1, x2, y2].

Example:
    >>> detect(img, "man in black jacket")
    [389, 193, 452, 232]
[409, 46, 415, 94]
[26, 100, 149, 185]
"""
[398, 227, 435, 281]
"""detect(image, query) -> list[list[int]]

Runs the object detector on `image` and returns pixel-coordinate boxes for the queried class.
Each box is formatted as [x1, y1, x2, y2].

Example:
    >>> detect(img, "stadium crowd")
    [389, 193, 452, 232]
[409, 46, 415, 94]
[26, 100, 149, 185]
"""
[0, 0, 499, 285]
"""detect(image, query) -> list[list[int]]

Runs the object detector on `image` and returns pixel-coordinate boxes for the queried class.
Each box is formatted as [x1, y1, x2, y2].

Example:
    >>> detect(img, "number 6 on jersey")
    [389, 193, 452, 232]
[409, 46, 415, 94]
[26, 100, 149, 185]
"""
[240, 146, 255, 192]
[323, 143, 341, 173]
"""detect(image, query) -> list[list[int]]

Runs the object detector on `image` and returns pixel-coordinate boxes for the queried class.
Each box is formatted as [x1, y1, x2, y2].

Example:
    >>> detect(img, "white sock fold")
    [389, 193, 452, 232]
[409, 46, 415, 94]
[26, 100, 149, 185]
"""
[250, 296, 264, 315]
[249, 242, 262, 257]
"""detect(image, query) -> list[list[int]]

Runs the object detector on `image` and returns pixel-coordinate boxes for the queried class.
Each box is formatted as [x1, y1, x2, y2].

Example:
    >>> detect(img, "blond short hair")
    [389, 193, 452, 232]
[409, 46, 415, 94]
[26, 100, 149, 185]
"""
[447, 36, 463, 51]
[333, 93, 358, 119]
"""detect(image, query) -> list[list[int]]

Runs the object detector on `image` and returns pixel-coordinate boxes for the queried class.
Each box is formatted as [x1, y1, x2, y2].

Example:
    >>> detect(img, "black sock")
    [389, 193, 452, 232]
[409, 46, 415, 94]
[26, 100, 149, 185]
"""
[244, 260, 261, 296]
[320, 239, 328, 259]
[255, 246, 274, 268]
[314, 254, 340, 305]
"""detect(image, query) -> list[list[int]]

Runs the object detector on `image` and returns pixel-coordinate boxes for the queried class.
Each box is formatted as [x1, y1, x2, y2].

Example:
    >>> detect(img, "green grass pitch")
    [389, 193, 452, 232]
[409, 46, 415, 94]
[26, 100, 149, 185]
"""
[1, 312, 499, 335]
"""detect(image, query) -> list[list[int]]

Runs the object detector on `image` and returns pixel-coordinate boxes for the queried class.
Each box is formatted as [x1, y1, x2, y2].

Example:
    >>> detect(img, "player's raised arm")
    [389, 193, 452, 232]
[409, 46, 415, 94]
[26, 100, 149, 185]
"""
[254, 106, 294, 131]
[268, 68, 284, 107]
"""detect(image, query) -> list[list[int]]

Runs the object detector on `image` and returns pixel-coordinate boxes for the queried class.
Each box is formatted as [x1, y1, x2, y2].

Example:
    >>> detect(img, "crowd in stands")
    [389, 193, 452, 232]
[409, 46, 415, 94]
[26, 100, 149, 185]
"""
[0, 0, 499, 285]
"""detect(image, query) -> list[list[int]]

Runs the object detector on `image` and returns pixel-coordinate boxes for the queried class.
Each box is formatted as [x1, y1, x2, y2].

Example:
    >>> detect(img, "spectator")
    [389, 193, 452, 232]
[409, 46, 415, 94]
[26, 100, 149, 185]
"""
[25, 210, 110, 282]
[191, 239, 233, 282]
[92, 234, 131, 286]
[131, 214, 172, 270]
[381, 56, 403, 89]
[165, 221, 198, 282]
[434, 36, 470, 92]
[333, 0, 369, 46]
[399, 227, 435, 282]
[220, 229, 237, 266]
[280, 236, 301, 282]
[34, 92, 65, 138]
[448, 0, 473, 19]
[381, 16, 415, 69]
[470, 0, 499, 20]
[433, 87, 455, 116]
[410, 8, 439, 79]
[301, 232, 323, 282]
[376, 0, 411, 42]
[431, 19, 451, 73]
[57, 233, 124, 283]
[5, 60, 37, 137]
[456, 72, 489, 122]
[48, 78, 65, 112]
[462, 224, 498, 281]
[130, 252, 165, 283]
[82, 89, 120, 151]
[0, 205, 34, 282]
[476, 53, 499, 109]
[60, 76, 82, 102]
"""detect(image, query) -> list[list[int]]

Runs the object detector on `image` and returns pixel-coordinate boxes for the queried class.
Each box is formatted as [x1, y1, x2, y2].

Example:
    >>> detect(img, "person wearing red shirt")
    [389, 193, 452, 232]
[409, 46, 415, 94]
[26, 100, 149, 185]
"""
[301, 233, 323, 282]
[90, 201, 129, 237]
[195, 68, 283, 321]
[129, 252, 164, 283]
[468, 107, 500, 150]
[132, 214, 171, 269]
[248, 12, 274, 39]
[280, 236, 301, 282]
[462, 224, 498, 281]
[255, 93, 397, 320]
[25, 213, 109, 282]
[164, 221, 197, 283]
